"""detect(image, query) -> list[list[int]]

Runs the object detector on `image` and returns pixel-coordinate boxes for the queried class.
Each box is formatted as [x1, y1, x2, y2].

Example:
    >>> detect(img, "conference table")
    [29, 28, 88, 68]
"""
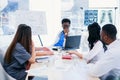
[26, 50, 100, 80]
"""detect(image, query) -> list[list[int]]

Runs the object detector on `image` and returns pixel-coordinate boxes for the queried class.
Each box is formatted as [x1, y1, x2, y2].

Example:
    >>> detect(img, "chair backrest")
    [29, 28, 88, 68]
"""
[0, 46, 9, 65]
[0, 62, 16, 80]
[0, 48, 16, 80]
[0, 49, 4, 65]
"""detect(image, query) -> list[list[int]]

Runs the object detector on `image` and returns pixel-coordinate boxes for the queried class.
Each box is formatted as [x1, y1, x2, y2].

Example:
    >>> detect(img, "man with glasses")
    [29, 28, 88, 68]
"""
[54, 18, 71, 48]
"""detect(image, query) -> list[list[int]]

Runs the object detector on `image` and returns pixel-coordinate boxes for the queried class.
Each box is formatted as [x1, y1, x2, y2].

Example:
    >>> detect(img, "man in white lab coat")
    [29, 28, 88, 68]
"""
[89, 24, 120, 80]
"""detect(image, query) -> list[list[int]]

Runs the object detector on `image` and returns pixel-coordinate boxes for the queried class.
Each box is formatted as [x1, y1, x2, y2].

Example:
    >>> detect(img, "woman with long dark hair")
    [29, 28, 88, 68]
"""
[3, 24, 37, 80]
[69, 22, 107, 63]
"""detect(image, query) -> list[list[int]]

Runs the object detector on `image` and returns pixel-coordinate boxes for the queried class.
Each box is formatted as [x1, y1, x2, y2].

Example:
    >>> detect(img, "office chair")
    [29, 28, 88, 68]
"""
[0, 49, 16, 80]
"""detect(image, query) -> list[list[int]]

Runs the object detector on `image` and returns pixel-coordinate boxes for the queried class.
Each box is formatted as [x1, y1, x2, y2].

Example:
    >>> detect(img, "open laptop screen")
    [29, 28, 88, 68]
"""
[64, 35, 81, 50]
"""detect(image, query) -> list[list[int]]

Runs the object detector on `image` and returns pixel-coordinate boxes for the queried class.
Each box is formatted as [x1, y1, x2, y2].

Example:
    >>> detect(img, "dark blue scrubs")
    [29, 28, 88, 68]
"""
[54, 31, 65, 48]
[3, 43, 31, 80]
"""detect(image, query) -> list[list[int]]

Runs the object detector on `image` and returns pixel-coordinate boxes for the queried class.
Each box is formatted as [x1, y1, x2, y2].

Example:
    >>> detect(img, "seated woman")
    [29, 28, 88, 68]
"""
[3, 24, 53, 80]
[68, 22, 107, 63]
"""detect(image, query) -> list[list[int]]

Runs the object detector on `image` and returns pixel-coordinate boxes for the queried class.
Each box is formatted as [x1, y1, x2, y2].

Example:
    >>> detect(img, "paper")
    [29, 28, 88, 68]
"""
[35, 56, 50, 63]
[54, 60, 72, 71]
[14, 10, 47, 35]
[26, 67, 48, 76]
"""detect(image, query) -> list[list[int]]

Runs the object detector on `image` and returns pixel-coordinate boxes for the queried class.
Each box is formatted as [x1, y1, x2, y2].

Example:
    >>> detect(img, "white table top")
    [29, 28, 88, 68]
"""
[26, 51, 100, 80]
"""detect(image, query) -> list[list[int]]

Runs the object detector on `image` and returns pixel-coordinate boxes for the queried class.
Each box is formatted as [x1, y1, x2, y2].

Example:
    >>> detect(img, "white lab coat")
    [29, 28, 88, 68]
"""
[88, 39, 120, 77]
[83, 40, 104, 63]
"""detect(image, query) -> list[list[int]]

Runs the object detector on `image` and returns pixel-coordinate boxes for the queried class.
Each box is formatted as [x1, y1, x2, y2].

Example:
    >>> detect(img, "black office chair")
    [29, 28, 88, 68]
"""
[0, 49, 4, 65]
[104, 75, 116, 80]
[100, 70, 120, 80]
[28, 76, 48, 80]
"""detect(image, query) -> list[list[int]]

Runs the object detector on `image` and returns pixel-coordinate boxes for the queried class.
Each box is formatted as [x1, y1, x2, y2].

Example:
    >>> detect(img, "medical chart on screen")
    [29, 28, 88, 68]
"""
[84, 10, 98, 26]
[14, 10, 47, 35]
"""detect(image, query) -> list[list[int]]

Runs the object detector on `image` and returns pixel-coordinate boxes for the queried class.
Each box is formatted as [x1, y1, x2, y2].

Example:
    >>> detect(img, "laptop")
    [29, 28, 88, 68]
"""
[63, 35, 81, 50]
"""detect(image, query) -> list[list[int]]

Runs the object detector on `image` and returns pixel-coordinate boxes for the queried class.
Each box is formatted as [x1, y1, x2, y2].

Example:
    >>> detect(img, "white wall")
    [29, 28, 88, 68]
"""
[29, 0, 61, 47]
[89, 0, 117, 8]
[116, 0, 120, 38]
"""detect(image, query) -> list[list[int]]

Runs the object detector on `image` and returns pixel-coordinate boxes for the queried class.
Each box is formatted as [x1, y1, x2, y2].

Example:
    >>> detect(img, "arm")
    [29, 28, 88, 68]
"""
[68, 51, 83, 59]
[28, 41, 36, 63]
[36, 51, 54, 56]
[35, 47, 50, 51]
[84, 41, 103, 62]
[88, 52, 115, 77]
[64, 29, 69, 38]
[68, 41, 103, 61]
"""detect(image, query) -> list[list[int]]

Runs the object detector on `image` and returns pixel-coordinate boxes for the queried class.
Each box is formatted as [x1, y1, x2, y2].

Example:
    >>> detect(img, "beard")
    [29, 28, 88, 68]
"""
[101, 39, 108, 45]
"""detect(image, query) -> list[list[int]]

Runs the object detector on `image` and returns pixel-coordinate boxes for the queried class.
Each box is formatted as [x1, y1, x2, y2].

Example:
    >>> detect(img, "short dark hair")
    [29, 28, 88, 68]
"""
[102, 24, 117, 39]
[62, 18, 71, 24]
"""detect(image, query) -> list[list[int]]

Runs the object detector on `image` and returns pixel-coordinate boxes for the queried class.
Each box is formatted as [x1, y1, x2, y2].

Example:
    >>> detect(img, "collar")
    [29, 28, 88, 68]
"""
[107, 39, 120, 49]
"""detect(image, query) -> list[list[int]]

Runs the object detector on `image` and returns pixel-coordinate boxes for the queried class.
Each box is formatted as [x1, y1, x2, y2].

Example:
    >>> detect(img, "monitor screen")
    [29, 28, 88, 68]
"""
[64, 35, 81, 50]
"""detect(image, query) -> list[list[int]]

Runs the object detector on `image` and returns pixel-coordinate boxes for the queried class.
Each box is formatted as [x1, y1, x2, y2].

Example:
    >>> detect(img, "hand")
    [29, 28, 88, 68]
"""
[68, 51, 83, 59]
[44, 51, 54, 55]
[64, 28, 69, 33]
[64, 29, 69, 38]
[65, 32, 68, 36]
[67, 51, 78, 55]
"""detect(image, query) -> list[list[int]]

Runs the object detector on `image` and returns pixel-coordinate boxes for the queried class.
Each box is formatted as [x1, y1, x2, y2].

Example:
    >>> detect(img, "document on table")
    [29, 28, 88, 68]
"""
[54, 60, 72, 71]
[26, 66, 48, 76]
[35, 56, 50, 63]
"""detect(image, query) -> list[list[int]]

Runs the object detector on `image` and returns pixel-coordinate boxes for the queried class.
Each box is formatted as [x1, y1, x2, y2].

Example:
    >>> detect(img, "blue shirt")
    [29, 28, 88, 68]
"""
[54, 31, 65, 48]
[3, 43, 31, 80]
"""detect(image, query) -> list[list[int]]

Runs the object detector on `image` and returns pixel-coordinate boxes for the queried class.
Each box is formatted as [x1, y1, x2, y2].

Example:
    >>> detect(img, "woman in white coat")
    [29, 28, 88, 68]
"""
[69, 22, 107, 63]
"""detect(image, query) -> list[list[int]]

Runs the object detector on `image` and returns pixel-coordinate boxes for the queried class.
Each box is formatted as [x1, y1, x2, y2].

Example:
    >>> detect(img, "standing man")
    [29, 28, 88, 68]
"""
[54, 18, 71, 48]
[89, 24, 120, 80]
